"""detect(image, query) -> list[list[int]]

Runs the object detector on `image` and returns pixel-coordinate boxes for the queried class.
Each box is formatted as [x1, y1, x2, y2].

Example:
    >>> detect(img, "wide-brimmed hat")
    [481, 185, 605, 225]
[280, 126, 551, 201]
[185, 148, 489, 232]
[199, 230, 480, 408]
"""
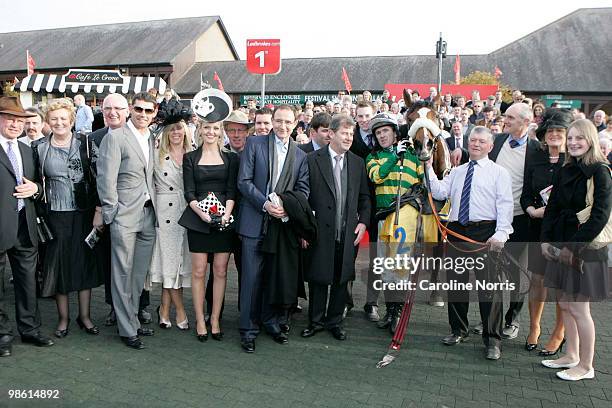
[536, 108, 573, 141]
[0, 96, 36, 117]
[224, 110, 251, 125]
[192, 88, 232, 123]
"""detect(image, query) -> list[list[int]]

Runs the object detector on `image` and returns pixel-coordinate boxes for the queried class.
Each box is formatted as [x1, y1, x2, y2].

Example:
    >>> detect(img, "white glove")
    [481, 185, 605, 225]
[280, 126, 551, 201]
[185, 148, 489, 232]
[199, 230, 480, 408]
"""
[396, 139, 410, 155]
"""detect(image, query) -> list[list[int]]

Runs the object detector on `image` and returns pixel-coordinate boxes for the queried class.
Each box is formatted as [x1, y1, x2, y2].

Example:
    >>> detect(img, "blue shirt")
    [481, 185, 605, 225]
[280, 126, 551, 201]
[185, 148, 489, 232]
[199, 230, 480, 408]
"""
[75, 104, 94, 133]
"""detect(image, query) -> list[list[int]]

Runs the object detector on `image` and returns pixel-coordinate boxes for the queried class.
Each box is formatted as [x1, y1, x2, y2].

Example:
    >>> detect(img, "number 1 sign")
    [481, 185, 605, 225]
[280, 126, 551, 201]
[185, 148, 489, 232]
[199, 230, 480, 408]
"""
[246, 39, 281, 75]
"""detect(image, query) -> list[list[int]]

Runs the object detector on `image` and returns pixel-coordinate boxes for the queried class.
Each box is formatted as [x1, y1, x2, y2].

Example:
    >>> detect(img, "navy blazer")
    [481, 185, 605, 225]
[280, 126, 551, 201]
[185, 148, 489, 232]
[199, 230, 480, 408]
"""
[237, 134, 309, 238]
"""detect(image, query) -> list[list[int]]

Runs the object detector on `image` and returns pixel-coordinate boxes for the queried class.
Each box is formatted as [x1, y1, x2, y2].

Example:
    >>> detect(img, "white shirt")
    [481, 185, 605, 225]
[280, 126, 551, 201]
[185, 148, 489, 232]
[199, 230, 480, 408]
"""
[273, 135, 289, 188]
[450, 133, 463, 149]
[328, 145, 344, 171]
[360, 128, 371, 146]
[127, 120, 151, 168]
[0, 133, 23, 176]
[427, 157, 514, 242]
[311, 139, 322, 151]
[18, 135, 44, 147]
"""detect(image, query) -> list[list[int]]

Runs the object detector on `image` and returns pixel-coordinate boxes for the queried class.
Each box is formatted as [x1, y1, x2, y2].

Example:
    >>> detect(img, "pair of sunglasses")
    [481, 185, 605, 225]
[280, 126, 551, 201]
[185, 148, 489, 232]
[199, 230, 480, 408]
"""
[133, 106, 155, 114]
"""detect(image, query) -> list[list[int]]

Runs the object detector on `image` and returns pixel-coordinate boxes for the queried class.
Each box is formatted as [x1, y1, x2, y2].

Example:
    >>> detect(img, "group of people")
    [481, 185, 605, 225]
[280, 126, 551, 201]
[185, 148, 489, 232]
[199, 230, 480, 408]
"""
[0, 88, 610, 383]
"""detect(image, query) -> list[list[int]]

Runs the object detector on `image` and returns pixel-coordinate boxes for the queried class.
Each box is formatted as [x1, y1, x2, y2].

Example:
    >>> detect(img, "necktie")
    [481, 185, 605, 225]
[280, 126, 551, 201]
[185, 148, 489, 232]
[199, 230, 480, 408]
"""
[456, 137, 462, 149]
[366, 134, 373, 149]
[6, 141, 24, 212]
[509, 139, 520, 148]
[333, 155, 343, 241]
[458, 160, 476, 226]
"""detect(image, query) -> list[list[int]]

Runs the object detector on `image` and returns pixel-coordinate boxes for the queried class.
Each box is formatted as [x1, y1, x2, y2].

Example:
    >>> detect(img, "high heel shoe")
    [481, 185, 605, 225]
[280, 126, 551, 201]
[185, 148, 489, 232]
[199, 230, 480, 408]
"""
[157, 306, 172, 329]
[54, 319, 70, 338]
[525, 334, 540, 351]
[211, 330, 224, 341]
[176, 318, 189, 331]
[76, 317, 99, 335]
[196, 322, 208, 342]
[538, 338, 566, 356]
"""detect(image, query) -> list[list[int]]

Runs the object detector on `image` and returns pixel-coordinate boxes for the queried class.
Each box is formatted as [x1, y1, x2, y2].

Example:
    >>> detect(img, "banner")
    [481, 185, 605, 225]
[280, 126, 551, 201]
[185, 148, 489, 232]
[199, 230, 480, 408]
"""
[385, 84, 499, 102]
[239, 93, 384, 106]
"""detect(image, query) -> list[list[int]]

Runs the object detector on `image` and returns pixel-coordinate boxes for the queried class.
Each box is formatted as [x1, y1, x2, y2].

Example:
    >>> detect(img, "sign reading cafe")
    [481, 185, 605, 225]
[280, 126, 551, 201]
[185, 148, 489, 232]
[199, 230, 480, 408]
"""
[64, 69, 124, 85]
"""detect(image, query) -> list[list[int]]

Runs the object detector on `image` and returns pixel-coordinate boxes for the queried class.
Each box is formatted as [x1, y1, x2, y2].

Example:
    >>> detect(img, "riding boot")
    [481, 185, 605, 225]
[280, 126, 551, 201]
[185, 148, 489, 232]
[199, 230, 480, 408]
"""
[390, 302, 403, 335]
[377, 303, 394, 329]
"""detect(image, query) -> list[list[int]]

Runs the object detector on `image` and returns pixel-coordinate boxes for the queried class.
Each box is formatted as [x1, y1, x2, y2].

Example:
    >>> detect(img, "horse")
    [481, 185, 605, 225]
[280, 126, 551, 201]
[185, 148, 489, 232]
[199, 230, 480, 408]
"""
[400, 89, 451, 180]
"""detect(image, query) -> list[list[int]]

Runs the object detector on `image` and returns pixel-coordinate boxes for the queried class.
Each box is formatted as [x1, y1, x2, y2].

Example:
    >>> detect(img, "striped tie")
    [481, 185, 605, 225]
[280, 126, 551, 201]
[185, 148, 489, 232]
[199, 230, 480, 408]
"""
[458, 160, 476, 226]
[6, 141, 24, 212]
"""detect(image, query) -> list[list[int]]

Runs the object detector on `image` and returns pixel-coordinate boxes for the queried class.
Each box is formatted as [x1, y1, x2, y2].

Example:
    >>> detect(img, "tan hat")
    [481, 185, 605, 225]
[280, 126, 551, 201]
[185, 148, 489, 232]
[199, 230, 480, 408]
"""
[224, 110, 251, 125]
[0, 96, 36, 117]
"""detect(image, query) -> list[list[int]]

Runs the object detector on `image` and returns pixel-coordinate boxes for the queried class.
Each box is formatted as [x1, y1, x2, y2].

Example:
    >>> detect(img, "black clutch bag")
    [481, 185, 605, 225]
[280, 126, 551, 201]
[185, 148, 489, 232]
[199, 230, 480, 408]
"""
[36, 215, 54, 244]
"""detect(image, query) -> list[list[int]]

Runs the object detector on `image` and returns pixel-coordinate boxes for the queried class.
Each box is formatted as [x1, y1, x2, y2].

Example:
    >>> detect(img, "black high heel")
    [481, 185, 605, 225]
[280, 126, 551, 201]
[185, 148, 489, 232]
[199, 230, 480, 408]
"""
[525, 334, 540, 351]
[54, 319, 70, 338]
[196, 322, 208, 342]
[211, 319, 223, 341]
[538, 338, 566, 356]
[76, 317, 99, 335]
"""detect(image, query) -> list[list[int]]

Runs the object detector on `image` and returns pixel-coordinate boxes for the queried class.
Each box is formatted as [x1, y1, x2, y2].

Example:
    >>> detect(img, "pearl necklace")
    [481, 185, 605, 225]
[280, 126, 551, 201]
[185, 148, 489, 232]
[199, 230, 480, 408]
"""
[52, 136, 72, 147]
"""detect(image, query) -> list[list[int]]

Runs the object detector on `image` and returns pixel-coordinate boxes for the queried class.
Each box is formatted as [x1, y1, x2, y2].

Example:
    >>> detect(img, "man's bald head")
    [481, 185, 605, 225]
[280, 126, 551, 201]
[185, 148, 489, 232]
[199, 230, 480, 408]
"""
[102, 93, 129, 129]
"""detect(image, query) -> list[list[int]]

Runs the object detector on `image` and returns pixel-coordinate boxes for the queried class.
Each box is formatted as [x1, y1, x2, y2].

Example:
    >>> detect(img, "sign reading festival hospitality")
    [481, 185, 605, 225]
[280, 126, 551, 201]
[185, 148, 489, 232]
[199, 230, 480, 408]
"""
[246, 39, 281, 75]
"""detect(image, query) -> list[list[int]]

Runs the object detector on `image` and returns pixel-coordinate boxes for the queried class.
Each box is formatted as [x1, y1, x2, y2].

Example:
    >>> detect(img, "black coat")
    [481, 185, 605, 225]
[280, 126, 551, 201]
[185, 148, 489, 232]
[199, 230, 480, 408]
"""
[445, 134, 469, 165]
[541, 161, 611, 259]
[305, 147, 371, 285]
[349, 124, 372, 160]
[298, 141, 315, 153]
[261, 190, 316, 305]
[0, 140, 41, 251]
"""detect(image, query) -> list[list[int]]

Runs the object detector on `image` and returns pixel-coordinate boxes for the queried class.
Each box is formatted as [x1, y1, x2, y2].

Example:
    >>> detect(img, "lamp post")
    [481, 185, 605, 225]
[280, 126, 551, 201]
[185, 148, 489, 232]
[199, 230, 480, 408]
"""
[435, 33, 447, 94]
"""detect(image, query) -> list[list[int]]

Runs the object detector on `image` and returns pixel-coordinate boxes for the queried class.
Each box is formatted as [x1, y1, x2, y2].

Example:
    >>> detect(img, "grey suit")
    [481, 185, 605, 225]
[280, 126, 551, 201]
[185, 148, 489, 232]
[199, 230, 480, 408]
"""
[96, 123, 157, 338]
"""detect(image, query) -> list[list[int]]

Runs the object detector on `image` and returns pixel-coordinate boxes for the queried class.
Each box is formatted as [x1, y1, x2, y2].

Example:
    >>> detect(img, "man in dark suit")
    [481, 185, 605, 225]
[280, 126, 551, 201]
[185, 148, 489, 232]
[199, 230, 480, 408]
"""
[487, 103, 540, 340]
[447, 121, 470, 166]
[301, 114, 370, 341]
[237, 104, 309, 353]
[298, 112, 331, 153]
[0, 97, 55, 357]
[90, 93, 151, 327]
[348, 101, 380, 322]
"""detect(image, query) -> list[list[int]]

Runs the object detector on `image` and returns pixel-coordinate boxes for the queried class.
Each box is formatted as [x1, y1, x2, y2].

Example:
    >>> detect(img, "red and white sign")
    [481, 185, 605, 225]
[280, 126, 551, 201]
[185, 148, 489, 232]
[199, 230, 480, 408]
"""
[246, 39, 281, 75]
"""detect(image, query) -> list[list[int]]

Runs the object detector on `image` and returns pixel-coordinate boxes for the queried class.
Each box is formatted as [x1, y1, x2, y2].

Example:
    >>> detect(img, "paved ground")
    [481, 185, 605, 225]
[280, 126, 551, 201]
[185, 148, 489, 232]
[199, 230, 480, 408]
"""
[1, 252, 611, 408]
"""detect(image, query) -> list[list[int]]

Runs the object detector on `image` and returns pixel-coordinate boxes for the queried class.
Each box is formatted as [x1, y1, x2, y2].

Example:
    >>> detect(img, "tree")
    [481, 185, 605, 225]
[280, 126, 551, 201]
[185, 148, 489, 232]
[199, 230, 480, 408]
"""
[454, 71, 512, 102]
[2, 81, 19, 97]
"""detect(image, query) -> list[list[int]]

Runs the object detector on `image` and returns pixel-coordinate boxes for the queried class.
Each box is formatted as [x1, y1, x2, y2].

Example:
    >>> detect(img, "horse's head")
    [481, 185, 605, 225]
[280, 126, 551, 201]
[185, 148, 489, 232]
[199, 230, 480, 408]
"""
[402, 89, 451, 178]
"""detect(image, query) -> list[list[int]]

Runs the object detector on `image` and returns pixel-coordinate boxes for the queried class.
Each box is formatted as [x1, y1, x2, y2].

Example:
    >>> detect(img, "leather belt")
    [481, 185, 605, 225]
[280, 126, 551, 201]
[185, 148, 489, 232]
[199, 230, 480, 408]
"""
[449, 220, 495, 227]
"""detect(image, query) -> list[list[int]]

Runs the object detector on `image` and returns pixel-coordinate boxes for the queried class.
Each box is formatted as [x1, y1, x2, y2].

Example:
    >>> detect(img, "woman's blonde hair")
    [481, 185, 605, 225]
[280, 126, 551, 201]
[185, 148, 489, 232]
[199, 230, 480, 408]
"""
[159, 121, 192, 161]
[564, 119, 607, 166]
[196, 120, 228, 152]
[45, 98, 76, 125]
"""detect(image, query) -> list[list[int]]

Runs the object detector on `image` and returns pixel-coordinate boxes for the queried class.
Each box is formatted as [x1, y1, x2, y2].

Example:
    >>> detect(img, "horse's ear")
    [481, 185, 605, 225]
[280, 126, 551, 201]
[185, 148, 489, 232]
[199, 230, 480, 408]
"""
[403, 89, 413, 108]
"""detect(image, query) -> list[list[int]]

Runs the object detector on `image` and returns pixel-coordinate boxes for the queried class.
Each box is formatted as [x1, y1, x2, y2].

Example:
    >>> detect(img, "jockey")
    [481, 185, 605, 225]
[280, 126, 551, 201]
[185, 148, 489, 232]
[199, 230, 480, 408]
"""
[366, 113, 439, 335]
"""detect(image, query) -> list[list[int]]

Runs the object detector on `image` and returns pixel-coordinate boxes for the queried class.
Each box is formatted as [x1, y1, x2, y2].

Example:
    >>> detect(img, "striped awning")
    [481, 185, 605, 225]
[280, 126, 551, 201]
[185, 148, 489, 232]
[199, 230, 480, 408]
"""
[15, 72, 167, 95]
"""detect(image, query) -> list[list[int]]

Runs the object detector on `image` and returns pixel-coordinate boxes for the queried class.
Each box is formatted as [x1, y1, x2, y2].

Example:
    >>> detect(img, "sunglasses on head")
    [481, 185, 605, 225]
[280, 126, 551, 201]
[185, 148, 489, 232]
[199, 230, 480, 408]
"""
[133, 106, 155, 114]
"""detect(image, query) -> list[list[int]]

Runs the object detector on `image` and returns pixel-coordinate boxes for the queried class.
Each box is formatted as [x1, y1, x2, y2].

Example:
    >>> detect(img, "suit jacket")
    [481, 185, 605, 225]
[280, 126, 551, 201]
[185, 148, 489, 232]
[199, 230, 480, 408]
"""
[462, 123, 475, 138]
[305, 147, 370, 285]
[0, 139, 41, 251]
[298, 141, 315, 153]
[96, 123, 156, 230]
[237, 133, 309, 238]
[349, 124, 372, 160]
[445, 134, 469, 165]
[489, 133, 540, 163]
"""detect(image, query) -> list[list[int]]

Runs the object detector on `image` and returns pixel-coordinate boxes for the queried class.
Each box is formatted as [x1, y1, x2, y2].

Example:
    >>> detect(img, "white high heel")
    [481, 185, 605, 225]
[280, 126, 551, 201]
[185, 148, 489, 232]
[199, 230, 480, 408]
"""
[157, 306, 172, 329]
[541, 359, 579, 369]
[556, 368, 595, 381]
[176, 319, 189, 331]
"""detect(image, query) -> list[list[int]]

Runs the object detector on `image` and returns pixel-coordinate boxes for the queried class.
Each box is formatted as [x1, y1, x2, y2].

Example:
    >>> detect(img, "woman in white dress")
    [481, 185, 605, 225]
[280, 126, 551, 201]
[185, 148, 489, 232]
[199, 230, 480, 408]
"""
[150, 117, 193, 329]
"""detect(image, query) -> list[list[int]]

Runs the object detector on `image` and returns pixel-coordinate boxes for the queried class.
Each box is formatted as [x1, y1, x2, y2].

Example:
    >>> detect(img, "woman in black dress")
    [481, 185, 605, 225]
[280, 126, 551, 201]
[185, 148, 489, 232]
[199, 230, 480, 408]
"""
[520, 109, 571, 353]
[181, 120, 238, 341]
[33, 98, 101, 338]
[540, 119, 611, 381]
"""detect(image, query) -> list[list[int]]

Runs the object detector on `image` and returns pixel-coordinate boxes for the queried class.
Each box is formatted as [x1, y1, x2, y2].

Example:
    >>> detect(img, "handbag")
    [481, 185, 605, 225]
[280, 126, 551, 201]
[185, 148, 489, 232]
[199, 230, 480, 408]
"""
[196, 192, 234, 230]
[575, 168, 612, 250]
[36, 177, 54, 243]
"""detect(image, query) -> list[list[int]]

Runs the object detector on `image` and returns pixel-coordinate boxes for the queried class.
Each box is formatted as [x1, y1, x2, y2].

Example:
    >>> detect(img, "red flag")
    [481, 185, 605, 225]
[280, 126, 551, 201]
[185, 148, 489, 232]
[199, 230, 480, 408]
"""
[26, 50, 36, 76]
[494, 66, 503, 78]
[341, 67, 352, 93]
[213, 71, 224, 91]
[454, 54, 461, 84]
